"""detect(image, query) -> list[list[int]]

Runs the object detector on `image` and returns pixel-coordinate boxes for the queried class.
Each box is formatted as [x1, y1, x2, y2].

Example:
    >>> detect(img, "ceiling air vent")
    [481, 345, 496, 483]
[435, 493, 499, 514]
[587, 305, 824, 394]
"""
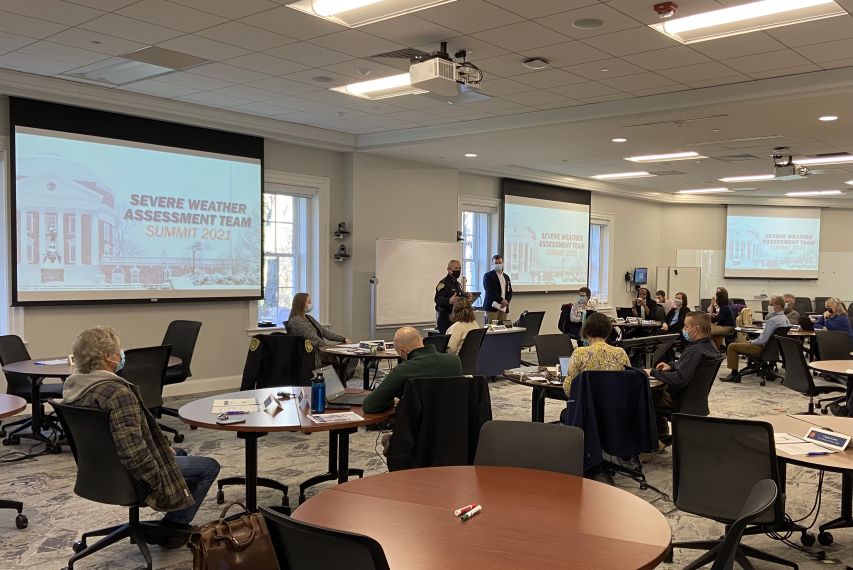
[713, 154, 760, 162]
[647, 170, 686, 176]
[64, 47, 209, 86]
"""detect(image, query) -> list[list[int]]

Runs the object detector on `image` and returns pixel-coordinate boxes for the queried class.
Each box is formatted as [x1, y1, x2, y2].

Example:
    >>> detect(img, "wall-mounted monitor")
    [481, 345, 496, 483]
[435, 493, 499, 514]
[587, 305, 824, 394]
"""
[9, 98, 264, 305]
[724, 205, 821, 279]
[633, 267, 648, 285]
[501, 179, 591, 293]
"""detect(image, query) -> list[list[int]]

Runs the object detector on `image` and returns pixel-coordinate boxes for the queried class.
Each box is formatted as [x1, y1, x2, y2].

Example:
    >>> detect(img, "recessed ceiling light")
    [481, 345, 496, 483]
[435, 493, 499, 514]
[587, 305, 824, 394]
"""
[600, 68, 609, 72]
[522, 58, 549, 70]
[331, 72, 427, 99]
[591, 171, 656, 180]
[785, 190, 843, 197]
[676, 187, 732, 194]
[287, 0, 458, 27]
[796, 154, 853, 166]
[649, 0, 846, 44]
[625, 151, 705, 163]
[718, 174, 776, 182]
[611, 138, 627, 143]
[573, 18, 604, 29]
[819, 115, 839, 121]
[464, 153, 478, 157]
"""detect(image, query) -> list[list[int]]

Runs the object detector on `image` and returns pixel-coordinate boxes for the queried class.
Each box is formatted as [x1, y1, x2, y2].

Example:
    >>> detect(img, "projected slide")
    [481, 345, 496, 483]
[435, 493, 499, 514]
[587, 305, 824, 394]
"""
[725, 206, 821, 279]
[503, 194, 590, 292]
[14, 127, 262, 302]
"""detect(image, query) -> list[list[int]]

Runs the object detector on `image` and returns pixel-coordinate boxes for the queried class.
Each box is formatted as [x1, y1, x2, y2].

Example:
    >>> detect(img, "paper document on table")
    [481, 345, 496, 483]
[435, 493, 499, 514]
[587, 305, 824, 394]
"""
[211, 398, 260, 413]
[307, 412, 363, 424]
[338, 344, 360, 349]
[774, 432, 804, 444]
[35, 359, 68, 365]
[774, 432, 838, 456]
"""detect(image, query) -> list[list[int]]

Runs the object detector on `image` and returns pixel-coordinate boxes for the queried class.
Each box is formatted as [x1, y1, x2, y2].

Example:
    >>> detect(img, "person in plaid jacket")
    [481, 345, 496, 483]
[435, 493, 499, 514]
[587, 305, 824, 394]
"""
[62, 326, 219, 548]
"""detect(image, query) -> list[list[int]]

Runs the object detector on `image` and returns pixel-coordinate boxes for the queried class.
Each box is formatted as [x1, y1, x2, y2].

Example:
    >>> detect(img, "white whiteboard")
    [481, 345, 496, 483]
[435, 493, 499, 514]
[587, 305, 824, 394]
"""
[375, 239, 462, 327]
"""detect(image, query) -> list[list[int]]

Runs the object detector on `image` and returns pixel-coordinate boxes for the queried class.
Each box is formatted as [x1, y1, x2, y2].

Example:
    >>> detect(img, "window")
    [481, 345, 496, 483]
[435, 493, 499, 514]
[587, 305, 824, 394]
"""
[458, 195, 500, 296]
[588, 215, 612, 304]
[259, 192, 309, 324]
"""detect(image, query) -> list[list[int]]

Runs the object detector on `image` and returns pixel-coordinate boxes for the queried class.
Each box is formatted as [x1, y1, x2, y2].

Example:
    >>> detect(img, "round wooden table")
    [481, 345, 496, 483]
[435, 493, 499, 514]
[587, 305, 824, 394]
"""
[293, 466, 672, 569]
[0, 394, 28, 529]
[319, 346, 400, 390]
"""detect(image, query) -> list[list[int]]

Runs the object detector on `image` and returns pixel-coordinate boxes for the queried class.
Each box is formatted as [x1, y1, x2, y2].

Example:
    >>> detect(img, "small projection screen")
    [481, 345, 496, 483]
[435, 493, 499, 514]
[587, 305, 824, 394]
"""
[9, 98, 264, 305]
[502, 179, 591, 292]
[724, 205, 821, 279]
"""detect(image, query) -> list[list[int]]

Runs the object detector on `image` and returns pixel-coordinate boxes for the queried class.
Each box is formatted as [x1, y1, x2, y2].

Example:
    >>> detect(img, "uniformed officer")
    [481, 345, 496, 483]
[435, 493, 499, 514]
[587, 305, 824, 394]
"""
[434, 259, 464, 334]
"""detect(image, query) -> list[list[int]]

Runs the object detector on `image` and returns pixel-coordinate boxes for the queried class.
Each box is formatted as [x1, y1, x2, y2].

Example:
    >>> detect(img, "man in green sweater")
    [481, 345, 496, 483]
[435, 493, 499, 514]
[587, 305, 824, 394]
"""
[362, 326, 462, 413]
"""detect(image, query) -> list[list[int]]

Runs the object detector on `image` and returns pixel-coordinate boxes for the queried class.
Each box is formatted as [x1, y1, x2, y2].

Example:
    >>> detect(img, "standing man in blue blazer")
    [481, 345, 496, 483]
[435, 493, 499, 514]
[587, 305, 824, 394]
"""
[482, 254, 512, 324]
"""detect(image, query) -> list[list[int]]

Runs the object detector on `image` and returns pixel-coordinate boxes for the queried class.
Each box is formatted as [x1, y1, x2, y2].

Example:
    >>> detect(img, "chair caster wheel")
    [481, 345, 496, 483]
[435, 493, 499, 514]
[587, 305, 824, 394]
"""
[216, 489, 225, 505]
[818, 531, 833, 546]
[801, 532, 816, 547]
[760, 380, 766, 387]
[822, 408, 829, 415]
[51, 444, 62, 454]
[2, 436, 20, 446]
[72, 540, 87, 553]
[15, 514, 27, 529]
[190, 426, 198, 431]
[640, 482, 648, 490]
[173, 433, 185, 443]
[0, 428, 5, 437]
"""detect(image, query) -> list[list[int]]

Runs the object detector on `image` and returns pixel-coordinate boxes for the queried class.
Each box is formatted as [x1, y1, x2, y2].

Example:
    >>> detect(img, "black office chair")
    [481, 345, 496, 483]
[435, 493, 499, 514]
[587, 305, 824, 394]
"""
[260, 506, 390, 570]
[794, 296, 813, 315]
[0, 334, 63, 449]
[422, 334, 450, 353]
[517, 310, 545, 366]
[475, 420, 584, 476]
[813, 330, 852, 361]
[742, 326, 790, 386]
[534, 333, 574, 366]
[777, 336, 845, 415]
[52, 402, 175, 570]
[711, 480, 779, 570]
[815, 297, 830, 313]
[700, 298, 712, 312]
[761, 300, 770, 313]
[158, 320, 201, 423]
[731, 298, 746, 306]
[671, 356, 725, 417]
[119, 345, 182, 443]
[669, 414, 797, 570]
[457, 328, 487, 376]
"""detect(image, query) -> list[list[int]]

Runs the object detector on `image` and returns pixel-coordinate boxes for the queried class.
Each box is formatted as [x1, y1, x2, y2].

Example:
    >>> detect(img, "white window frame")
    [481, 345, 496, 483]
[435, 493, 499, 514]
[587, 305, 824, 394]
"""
[458, 195, 500, 293]
[589, 211, 614, 306]
[248, 171, 329, 331]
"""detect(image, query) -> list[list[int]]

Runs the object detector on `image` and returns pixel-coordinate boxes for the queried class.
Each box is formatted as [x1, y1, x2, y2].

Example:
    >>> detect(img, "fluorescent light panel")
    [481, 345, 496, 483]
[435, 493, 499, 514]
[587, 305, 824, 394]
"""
[650, 0, 845, 44]
[718, 174, 776, 182]
[677, 187, 732, 194]
[591, 171, 655, 180]
[795, 154, 853, 166]
[288, 0, 456, 27]
[845, 180, 853, 185]
[785, 190, 843, 196]
[331, 72, 428, 100]
[625, 151, 705, 163]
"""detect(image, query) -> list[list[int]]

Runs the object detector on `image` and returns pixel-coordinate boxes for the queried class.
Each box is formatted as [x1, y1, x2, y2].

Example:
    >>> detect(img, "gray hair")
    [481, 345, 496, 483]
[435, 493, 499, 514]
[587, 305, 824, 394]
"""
[769, 295, 784, 311]
[72, 326, 121, 374]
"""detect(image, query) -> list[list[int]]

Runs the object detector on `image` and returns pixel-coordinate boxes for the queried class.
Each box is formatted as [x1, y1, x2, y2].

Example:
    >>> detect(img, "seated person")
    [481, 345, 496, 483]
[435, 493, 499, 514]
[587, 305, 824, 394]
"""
[721, 295, 788, 383]
[632, 287, 661, 321]
[362, 326, 462, 413]
[446, 296, 481, 354]
[562, 313, 630, 398]
[709, 289, 736, 349]
[62, 327, 220, 548]
[655, 290, 673, 315]
[706, 286, 729, 318]
[567, 286, 598, 338]
[814, 297, 853, 346]
[286, 292, 353, 373]
[661, 291, 689, 335]
[781, 293, 800, 325]
[650, 312, 718, 444]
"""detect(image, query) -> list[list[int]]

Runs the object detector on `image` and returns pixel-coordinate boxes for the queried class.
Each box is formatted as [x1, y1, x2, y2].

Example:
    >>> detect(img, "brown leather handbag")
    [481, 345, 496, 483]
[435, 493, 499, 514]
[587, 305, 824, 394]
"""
[189, 502, 278, 570]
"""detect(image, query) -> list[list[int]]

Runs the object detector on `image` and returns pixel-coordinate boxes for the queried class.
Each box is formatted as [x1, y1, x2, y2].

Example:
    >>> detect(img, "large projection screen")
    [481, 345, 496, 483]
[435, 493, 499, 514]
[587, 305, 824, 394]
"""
[10, 98, 264, 305]
[724, 206, 821, 279]
[502, 179, 591, 293]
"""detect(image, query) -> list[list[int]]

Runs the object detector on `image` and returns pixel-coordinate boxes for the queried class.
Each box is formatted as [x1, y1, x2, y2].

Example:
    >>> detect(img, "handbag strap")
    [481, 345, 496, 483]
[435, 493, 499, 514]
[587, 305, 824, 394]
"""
[214, 502, 258, 551]
[218, 501, 249, 520]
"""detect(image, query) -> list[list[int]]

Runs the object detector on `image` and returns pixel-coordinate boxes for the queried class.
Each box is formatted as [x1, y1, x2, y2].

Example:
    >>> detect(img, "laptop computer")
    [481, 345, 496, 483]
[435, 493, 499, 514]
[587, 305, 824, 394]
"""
[558, 356, 571, 379]
[314, 365, 368, 406]
[798, 316, 816, 331]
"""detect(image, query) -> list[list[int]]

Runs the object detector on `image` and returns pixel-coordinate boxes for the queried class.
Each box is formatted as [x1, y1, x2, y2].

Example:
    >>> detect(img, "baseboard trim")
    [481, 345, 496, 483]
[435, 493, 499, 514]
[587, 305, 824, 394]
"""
[163, 375, 240, 397]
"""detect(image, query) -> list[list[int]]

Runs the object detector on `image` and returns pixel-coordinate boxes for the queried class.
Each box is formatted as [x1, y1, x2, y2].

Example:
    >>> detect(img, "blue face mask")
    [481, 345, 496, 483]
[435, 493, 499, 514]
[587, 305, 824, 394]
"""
[681, 330, 692, 343]
[114, 350, 125, 373]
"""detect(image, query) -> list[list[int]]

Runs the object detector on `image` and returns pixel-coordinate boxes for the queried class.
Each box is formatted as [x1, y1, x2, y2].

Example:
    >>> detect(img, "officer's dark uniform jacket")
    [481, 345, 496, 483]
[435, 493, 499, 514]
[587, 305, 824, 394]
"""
[434, 274, 464, 334]
[240, 333, 314, 390]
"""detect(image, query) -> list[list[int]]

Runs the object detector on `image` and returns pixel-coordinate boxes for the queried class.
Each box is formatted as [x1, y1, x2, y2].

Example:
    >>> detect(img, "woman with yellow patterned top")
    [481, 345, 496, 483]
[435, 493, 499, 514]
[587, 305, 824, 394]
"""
[563, 313, 630, 398]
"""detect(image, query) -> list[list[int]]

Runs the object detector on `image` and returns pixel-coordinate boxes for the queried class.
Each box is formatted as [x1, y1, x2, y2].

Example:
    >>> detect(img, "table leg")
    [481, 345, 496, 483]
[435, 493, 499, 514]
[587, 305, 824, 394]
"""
[532, 388, 545, 423]
[362, 358, 371, 390]
[337, 429, 350, 484]
[298, 428, 362, 502]
[238, 432, 263, 512]
[819, 472, 853, 533]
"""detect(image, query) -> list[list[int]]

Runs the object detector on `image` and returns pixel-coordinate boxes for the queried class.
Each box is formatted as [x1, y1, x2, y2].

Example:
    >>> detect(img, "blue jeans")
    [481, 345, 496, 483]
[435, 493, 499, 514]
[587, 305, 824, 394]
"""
[162, 455, 220, 526]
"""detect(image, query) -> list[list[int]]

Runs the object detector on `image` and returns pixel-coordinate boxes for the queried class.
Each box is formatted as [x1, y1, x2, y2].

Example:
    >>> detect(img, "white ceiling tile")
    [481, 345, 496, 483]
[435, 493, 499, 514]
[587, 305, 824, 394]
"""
[118, 1, 227, 32]
[690, 32, 787, 60]
[0, 51, 78, 74]
[472, 21, 570, 52]
[0, 30, 35, 52]
[535, 98, 583, 109]
[476, 53, 534, 77]
[156, 34, 250, 61]
[796, 39, 853, 64]
[501, 89, 572, 107]
[359, 15, 457, 47]
[282, 68, 358, 88]
[276, 111, 335, 125]
[239, 6, 346, 40]
[266, 42, 352, 67]
[684, 75, 750, 88]
[417, 0, 524, 34]
[418, 103, 494, 120]
[178, 91, 251, 107]
[579, 92, 634, 103]
[310, 106, 373, 120]
[206, 85, 281, 102]
[549, 81, 622, 99]
[463, 97, 535, 114]
[197, 21, 295, 51]
[489, 0, 594, 19]
[766, 15, 853, 48]
[820, 57, 853, 69]
[479, 77, 532, 96]
[621, 46, 712, 71]
[519, 41, 610, 68]
[18, 41, 110, 66]
[748, 63, 823, 80]
[123, 78, 199, 97]
[630, 84, 690, 97]
[380, 94, 449, 109]
[320, 58, 404, 80]
[380, 109, 448, 123]
[48, 28, 145, 56]
[171, 0, 278, 19]
[513, 68, 586, 88]
[245, 76, 317, 95]
[723, 49, 813, 74]
[189, 62, 272, 83]
[287, 87, 362, 106]
[65, 0, 136, 8]
[537, 4, 642, 40]
[262, 96, 327, 111]
[0, 10, 66, 38]
[226, 52, 307, 76]
[582, 26, 677, 56]
[658, 61, 742, 83]
[0, 0, 103, 25]
[603, 0, 726, 25]
[80, 14, 184, 44]
[308, 30, 403, 58]
[562, 57, 643, 80]
[156, 71, 233, 90]
[345, 99, 405, 114]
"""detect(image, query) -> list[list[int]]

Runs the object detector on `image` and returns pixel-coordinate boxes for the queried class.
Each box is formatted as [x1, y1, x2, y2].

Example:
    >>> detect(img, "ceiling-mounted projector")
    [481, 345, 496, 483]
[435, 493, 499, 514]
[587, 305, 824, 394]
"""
[771, 154, 809, 180]
[409, 42, 483, 98]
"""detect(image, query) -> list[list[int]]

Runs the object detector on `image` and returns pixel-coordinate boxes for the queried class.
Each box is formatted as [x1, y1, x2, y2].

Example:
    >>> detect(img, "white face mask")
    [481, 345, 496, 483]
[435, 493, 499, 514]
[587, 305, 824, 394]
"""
[305, 303, 313, 313]
[578, 295, 587, 303]
[494, 263, 503, 273]
[673, 298, 683, 307]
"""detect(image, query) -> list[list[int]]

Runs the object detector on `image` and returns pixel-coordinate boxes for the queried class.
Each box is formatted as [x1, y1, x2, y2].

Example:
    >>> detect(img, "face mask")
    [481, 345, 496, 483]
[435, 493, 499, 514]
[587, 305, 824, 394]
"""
[827, 308, 833, 314]
[681, 329, 692, 342]
[110, 350, 125, 373]
[578, 295, 587, 303]
[494, 264, 503, 273]
[673, 298, 683, 307]
[451, 269, 461, 279]
[306, 303, 313, 313]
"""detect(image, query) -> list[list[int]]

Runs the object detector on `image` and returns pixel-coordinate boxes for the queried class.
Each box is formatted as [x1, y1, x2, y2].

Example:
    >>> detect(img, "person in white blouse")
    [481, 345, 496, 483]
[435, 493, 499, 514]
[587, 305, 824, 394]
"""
[446, 296, 481, 354]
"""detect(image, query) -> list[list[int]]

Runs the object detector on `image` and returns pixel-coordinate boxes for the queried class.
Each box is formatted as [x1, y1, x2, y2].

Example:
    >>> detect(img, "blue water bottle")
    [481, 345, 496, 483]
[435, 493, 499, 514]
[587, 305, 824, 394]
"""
[311, 373, 326, 413]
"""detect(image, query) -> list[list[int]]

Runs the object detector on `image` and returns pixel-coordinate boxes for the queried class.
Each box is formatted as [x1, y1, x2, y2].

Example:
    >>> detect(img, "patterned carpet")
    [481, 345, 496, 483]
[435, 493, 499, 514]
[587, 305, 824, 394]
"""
[1, 360, 852, 569]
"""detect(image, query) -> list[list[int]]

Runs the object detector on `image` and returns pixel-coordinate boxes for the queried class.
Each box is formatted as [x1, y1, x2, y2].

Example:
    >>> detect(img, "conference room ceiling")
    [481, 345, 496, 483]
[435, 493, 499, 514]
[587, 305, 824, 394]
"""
[0, 0, 851, 202]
